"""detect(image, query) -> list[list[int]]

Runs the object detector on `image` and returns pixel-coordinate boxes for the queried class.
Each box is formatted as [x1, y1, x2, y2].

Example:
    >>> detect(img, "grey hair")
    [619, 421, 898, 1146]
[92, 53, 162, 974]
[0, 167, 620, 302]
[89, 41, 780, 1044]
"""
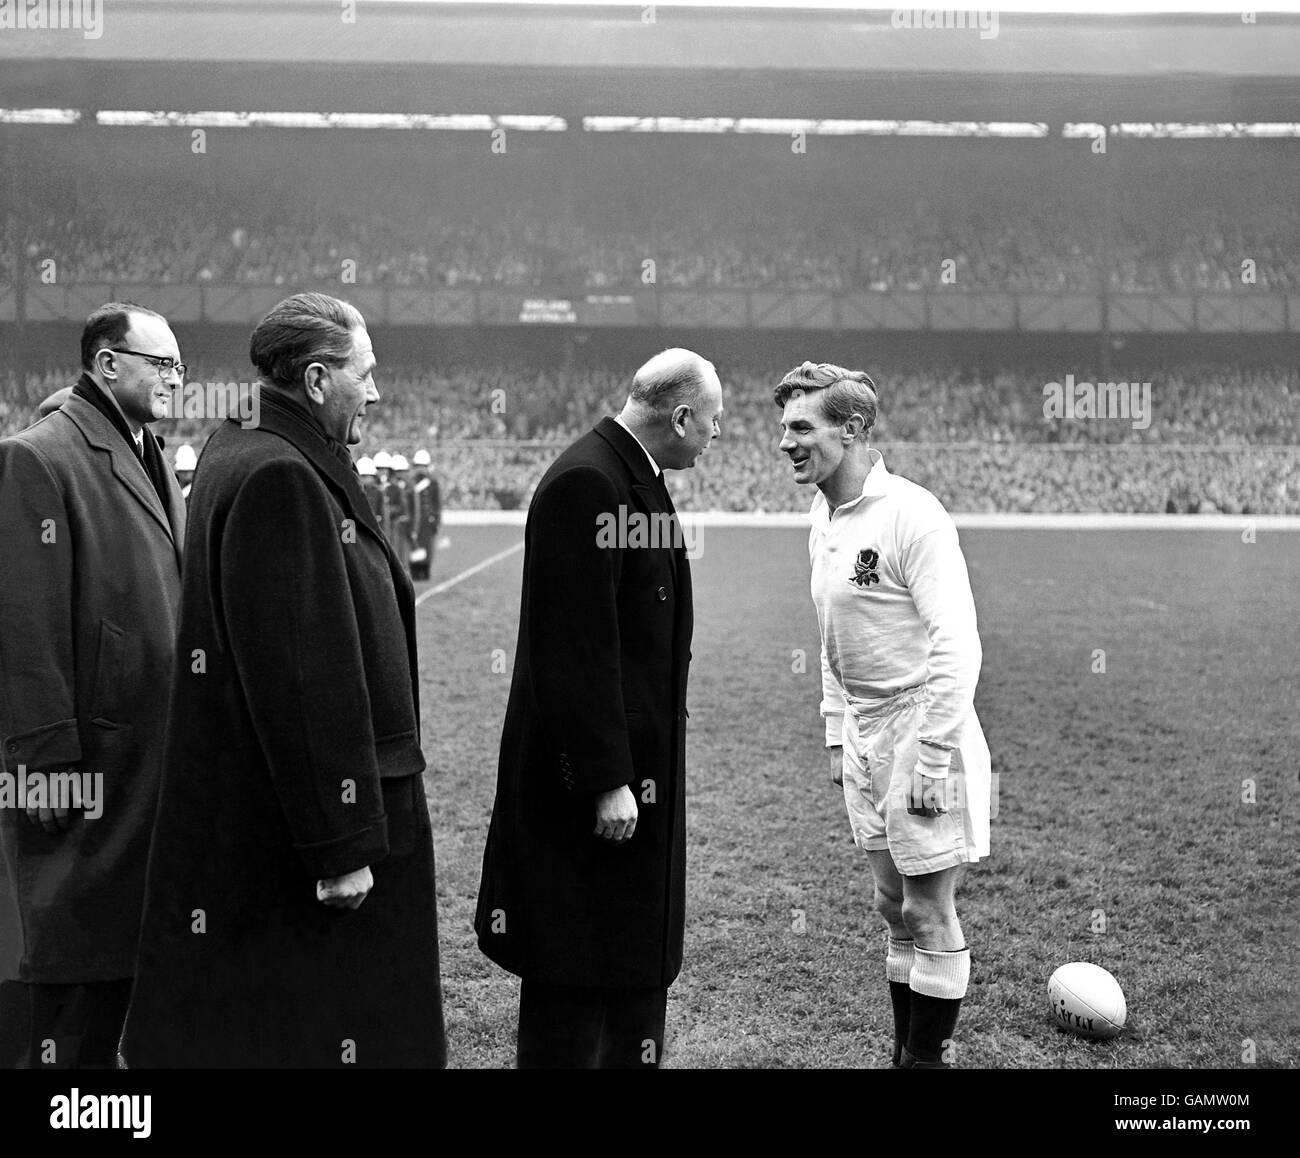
[773, 361, 879, 436]
[249, 292, 365, 392]
[629, 348, 716, 414]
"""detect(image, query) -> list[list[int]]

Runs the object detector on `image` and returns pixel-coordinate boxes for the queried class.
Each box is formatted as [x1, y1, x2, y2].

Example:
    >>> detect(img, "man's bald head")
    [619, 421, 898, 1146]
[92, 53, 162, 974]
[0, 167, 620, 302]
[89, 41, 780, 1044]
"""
[629, 348, 717, 416]
[621, 347, 724, 472]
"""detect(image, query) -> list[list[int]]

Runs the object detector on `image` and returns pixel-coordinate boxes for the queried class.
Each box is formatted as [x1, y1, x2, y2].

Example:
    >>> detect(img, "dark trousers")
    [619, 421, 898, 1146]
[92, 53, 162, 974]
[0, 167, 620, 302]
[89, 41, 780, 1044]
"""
[517, 978, 667, 1069]
[0, 978, 132, 1069]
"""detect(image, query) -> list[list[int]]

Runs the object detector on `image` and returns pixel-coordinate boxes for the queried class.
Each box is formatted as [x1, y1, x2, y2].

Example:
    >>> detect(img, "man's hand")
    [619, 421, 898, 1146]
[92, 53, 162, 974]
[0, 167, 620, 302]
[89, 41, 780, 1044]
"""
[26, 802, 73, 834]
[906, 769, 949, 818]
[24, 766, 77, 834]
[594, 784, 637, 843]
[828, 746, 844, 787]
[316, 866, 373, 909]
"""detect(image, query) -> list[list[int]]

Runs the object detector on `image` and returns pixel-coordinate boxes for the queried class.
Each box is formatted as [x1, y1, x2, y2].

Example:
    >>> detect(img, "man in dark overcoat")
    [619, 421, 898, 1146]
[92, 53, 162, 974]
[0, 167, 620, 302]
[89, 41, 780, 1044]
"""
[475, 348, 723, 1068]
[0, 302, 186, 1067]
[121, 292, 446, 1068]
[37, 386, 73, 418]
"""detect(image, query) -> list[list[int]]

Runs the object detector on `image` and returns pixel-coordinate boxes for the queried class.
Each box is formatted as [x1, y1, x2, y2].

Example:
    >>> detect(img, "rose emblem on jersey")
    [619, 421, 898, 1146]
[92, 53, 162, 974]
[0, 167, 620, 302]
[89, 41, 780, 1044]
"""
[851, 548, 880, 587]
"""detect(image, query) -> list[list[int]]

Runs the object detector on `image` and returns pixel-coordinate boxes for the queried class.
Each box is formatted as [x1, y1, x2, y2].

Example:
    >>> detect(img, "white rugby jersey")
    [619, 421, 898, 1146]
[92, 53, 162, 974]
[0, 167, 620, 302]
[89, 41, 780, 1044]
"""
[809, 449, 982, 776]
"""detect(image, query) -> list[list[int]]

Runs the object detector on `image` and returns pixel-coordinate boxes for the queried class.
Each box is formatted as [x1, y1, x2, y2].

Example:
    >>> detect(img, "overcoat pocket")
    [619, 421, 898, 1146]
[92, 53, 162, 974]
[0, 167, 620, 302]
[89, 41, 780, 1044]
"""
[89, 619, 126, 725]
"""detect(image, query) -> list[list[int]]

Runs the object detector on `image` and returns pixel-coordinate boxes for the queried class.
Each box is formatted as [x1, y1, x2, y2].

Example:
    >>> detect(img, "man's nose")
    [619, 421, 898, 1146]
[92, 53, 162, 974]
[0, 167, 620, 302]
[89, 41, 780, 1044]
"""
[779, 432, 794, 452]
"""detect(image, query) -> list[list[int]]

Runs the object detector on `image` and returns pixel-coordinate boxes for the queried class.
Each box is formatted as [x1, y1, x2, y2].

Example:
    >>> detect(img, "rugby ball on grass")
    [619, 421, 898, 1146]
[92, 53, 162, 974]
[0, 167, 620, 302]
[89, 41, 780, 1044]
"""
[1048, 962, 1126, 1040]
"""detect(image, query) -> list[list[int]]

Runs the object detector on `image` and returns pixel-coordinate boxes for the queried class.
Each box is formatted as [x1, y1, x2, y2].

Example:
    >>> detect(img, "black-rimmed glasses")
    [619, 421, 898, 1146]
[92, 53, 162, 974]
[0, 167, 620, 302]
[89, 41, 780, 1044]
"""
[109, 348, 187, 382]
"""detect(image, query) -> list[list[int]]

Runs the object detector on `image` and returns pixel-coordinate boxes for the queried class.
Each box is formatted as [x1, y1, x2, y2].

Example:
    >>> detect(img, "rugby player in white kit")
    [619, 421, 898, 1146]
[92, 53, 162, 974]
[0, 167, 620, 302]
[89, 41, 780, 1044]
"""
[775, 361, 992, 1069]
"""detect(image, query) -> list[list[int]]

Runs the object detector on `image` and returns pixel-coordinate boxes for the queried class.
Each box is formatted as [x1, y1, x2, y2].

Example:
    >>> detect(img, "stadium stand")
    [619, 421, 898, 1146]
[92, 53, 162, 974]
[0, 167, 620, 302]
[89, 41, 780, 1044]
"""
[2, 359, 1295, 514]
[4, 133, 1299, 293]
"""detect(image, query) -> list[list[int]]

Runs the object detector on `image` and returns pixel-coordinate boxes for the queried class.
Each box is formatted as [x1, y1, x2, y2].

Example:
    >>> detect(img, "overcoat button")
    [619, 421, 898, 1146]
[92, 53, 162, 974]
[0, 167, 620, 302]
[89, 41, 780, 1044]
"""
[657, 587, 668, 601]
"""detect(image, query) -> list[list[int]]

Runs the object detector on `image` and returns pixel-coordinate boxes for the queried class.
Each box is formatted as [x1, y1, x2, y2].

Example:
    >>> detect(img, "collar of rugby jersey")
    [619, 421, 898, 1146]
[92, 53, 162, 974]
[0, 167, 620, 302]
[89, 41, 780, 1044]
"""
[811, 446, 888, 524]
[613, 413, 662, 477]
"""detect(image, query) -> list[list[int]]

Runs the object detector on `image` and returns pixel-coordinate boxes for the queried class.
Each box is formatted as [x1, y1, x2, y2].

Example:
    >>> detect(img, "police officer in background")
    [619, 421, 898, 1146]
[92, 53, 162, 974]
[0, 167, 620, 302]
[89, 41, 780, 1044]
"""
[409, 449, 441, 581]
[387, 454, 414, 576]
[356, 455, 381, 519]
[173, 444, 197, 501]
[364, 449, 415, 574]
[372, 450, 394, 533]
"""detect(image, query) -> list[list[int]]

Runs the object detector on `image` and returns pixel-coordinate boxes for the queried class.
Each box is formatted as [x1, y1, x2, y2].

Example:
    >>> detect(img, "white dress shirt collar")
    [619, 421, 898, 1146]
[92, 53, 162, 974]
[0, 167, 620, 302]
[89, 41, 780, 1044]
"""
[613, 414, 661, 477]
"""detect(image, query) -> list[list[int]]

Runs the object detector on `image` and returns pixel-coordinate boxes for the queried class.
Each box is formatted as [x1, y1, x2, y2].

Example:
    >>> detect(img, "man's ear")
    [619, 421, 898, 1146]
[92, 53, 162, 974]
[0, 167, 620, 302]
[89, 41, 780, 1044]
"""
[303, 362, 329, 405]
[95, 349, 118, 383]
[671, 403, 692, 435]
[843, 414, 865, 442]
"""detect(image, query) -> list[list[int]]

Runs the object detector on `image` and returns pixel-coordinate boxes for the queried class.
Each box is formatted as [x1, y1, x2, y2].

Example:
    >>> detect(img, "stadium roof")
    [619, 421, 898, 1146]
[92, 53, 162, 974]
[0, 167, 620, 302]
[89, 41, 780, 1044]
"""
[2, 2, 1299, 121]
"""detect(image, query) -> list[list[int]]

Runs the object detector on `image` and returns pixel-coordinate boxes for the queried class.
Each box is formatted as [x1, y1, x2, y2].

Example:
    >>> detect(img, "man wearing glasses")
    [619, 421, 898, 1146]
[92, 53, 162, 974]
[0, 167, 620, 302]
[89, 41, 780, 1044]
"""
[0, 302, 186, 1067]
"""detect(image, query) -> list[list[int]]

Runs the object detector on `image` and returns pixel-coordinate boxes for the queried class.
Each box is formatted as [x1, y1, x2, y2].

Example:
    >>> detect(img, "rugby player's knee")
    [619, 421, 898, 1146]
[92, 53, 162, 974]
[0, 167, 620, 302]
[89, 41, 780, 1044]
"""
[874, 888, 904, 930]
[899, 895, 959, 945]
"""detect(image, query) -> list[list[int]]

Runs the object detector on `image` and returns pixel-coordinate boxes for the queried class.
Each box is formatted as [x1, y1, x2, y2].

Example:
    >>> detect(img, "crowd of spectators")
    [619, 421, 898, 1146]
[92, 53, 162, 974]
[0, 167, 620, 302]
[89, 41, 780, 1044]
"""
[5, 132, 1294, 511]
[4, 134, 1297, 294]
[9, 198, 1298, 295]
[4, 359, 1295, 514]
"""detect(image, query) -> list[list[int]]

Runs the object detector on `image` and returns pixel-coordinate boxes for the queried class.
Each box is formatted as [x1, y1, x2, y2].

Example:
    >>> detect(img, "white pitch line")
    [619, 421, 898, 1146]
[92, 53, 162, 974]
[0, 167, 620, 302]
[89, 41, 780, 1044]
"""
[415, 540, 524, 606]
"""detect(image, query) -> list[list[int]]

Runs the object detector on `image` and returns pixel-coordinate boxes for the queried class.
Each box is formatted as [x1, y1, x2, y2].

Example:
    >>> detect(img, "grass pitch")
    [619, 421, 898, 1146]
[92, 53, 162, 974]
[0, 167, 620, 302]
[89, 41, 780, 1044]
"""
[418, 523, 1298, 1069]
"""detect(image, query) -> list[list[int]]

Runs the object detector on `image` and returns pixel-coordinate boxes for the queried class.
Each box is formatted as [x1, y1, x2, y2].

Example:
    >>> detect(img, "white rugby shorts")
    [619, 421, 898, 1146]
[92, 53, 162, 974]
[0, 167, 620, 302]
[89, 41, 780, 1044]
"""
[839, 685, 992, 875]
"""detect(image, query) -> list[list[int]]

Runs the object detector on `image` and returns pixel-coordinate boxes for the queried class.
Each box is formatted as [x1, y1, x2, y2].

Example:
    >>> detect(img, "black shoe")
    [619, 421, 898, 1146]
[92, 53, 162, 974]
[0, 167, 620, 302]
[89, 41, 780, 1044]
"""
[898, 1045, 952, 1070]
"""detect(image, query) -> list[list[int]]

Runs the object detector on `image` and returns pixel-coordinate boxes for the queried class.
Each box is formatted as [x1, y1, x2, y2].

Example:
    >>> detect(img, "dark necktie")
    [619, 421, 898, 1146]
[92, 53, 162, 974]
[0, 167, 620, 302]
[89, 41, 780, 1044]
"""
[137, 432, 168, 505]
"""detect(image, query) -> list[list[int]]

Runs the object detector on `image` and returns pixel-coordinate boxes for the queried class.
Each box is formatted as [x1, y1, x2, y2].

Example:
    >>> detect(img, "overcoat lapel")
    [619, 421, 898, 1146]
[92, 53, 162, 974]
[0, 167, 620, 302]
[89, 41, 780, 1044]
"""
[246, 394, 420, 715]
[64, 395, 174, 544]
[595, 417, 683, 587]
[250, 395, 390, 557]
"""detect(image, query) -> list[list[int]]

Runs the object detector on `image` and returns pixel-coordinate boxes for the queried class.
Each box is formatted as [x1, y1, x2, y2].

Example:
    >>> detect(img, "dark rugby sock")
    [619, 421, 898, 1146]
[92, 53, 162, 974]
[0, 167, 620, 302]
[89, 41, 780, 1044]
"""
[904, 946, 970, 1068]
[885, 936, 916, 1066]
